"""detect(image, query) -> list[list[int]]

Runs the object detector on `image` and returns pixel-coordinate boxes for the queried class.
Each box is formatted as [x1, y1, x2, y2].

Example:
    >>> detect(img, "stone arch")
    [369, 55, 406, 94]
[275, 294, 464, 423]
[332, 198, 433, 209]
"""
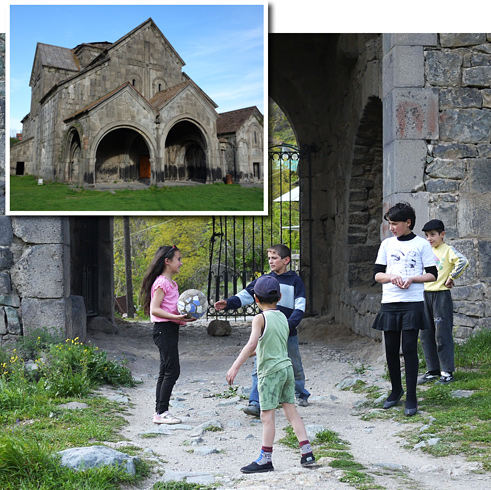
[63, 126, 83, 183]
[347, 96, 383, 289]
[92, 125, 155, 184]
[164, 119, 209, 182]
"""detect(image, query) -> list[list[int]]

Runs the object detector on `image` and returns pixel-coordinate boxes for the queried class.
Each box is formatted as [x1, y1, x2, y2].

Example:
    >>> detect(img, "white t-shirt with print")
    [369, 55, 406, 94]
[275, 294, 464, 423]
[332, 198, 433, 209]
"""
[375, 235, 436, 303]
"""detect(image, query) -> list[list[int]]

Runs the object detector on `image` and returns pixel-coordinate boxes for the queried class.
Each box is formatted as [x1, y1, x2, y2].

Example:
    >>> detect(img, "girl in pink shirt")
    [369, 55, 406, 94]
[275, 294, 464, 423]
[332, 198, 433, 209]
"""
[140, 245, 195, 424]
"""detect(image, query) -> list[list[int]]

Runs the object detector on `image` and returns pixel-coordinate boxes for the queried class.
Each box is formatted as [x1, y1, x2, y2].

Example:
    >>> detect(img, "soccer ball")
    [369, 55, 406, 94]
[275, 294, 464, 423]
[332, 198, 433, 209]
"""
[177, 289, 208, 320]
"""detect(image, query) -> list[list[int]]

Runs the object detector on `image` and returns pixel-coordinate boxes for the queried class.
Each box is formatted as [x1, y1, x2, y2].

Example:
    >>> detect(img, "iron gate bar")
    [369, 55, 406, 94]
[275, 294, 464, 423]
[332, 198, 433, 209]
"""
[207, 144, 303, 320]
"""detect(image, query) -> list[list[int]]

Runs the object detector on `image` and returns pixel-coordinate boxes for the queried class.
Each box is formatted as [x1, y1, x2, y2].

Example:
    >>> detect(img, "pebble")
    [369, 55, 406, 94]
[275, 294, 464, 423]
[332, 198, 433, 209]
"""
[373, 462, 404, 471]
[451, 390, 475, 398]
[193, 446, 219, 456]
[217, 396, 240, 407]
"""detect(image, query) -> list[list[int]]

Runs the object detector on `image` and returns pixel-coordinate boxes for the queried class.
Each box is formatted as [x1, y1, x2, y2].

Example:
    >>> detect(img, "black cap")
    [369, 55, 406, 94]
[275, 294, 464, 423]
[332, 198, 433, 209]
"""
[254, 275, 280, 298]
[422, 219, 445, 232]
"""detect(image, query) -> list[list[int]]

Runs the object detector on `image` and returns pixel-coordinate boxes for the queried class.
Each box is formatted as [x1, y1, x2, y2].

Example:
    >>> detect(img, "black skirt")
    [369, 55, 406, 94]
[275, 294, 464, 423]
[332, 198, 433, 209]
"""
[372, 301, 428, 332]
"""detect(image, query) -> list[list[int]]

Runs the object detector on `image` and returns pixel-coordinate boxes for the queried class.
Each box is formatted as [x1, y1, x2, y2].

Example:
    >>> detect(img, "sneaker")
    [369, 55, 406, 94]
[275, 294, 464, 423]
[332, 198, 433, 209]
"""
[301, 452, 316, 466]
[297, 398, 309, 407]
[438, 372, 454, 384]
[242, 404, 260, 417]
[417, 371, 440, 384]
[240, 461, 274, 473]
[153, 411, 181, 425]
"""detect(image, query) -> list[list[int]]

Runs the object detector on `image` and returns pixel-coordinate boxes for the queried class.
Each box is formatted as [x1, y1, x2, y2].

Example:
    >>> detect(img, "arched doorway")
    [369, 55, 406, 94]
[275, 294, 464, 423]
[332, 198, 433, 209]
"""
[347, 96, 383, 289]
[65, 128, 82, 183]
[95, 128, 151, 183]
[165, 120, 208, 182]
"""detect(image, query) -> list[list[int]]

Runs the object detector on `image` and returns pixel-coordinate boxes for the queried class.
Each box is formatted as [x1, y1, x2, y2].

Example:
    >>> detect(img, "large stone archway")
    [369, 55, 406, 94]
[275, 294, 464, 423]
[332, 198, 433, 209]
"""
[164, 120, 209, 182]
[270, 33, 491, 338]
[95, 128, 151, 183]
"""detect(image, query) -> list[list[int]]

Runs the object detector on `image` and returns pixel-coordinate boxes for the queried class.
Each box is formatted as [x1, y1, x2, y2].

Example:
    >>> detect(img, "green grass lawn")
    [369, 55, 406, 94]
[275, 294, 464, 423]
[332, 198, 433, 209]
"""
[9, 176, 264, 212]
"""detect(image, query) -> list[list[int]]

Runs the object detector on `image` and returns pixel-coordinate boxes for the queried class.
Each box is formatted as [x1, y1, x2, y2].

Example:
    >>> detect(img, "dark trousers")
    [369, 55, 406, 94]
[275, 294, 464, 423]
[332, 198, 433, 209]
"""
[153, 322, 180, 414]
[384, 329, 419, 405]
[421, 290, 455, 373]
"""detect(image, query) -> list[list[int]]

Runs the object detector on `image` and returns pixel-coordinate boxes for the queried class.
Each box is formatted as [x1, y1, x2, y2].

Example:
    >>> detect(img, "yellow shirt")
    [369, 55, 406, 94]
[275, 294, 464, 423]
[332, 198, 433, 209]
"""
[424, 242, 469, 292]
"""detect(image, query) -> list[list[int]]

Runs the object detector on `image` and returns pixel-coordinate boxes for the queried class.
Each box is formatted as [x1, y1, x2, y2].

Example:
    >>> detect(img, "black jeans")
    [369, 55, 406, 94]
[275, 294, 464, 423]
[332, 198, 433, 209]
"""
[153, 322, 180, 414]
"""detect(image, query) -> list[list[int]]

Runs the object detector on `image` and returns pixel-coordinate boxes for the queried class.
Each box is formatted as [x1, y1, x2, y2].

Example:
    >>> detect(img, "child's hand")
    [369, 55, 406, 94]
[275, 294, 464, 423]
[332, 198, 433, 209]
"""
[176, 314, 197, 323]
[390, 275, 405, 288]
[226, 365, 239, 385]
[214, 300, 227, 310]
[445, 278, 455, 288]
[401, 276, 414, 289]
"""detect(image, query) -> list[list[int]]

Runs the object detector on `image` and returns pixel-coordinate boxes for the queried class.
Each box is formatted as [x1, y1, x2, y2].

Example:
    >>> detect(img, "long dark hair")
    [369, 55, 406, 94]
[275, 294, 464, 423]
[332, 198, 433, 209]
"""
[140, 245, 179, 315]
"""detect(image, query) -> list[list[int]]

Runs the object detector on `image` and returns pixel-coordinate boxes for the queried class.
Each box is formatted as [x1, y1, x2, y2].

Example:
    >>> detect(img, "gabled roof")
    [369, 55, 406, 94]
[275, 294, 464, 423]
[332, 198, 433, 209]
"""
[109, 17, 185, 67]
[149, 78, 218, 110]
[216, 106, 263, 135]
[30, 43, 80, 85]
[63, 82, 158, 123]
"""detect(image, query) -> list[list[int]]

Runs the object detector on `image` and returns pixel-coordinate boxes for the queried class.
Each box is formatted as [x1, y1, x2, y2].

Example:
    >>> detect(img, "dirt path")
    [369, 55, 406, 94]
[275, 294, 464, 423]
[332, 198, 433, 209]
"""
[88, 318, 491, 490]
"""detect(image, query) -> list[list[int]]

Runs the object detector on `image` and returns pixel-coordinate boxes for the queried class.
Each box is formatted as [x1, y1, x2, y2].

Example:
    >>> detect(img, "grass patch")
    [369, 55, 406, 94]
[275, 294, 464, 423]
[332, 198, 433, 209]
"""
[279, 426, 381, 489]
[153, 481, 216, 489]
[369, 328, 491, 471]
[0, 328, 147, 489]
[9, 175, 264, 212]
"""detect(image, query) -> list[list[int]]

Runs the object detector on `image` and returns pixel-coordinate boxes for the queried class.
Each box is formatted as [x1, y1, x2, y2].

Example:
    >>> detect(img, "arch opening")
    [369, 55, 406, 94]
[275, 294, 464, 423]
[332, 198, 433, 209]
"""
[347, 96, 383, 290]
[165, 120, 208, 182]
[65, 129, 82, 183]
[95, 128, 151, 184]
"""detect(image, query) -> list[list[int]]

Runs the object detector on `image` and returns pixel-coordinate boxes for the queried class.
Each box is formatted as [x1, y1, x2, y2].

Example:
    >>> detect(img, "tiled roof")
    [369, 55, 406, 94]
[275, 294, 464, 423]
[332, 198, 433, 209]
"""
[37, 43, 79, 72]
[149, 78, 217, 110]
[63, 82, 156, 122]
[216, 106, 262, 135]
[149, 81, 189, 109]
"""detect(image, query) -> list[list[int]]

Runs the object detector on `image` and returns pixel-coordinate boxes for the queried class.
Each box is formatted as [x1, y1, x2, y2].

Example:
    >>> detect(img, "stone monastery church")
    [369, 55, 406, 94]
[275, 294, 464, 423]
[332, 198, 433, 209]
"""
[10, 18, 263, 186]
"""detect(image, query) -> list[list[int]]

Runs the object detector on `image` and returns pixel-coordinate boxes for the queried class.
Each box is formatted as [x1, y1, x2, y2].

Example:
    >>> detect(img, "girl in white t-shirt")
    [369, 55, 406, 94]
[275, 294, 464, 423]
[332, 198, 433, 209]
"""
[140, 245, 196, 425]
[372, 203, 437, 416]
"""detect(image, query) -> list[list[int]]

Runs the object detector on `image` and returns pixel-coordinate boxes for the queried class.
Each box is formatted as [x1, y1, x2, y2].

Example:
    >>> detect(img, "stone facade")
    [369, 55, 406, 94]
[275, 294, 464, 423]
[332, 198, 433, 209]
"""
[10, 18, 263, 186]
[217, 107, 264, 182]
[271, 33, 490, 340]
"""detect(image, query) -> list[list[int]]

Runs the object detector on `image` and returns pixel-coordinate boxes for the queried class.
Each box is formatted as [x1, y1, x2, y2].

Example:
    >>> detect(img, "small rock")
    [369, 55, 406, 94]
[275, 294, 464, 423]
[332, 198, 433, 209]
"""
[217, 396, 240, 407]
[427, 438, 441, 446]
[207, 319, 231, 337]
[373, 462, 404, 471]
[57, 446, 137, 475]
[193, 446, 219, 456]
[58, 402, 89, 410]
[451, 390, 475, 398]
[107, 394, 129, 403]
[336, 377, 361, 389]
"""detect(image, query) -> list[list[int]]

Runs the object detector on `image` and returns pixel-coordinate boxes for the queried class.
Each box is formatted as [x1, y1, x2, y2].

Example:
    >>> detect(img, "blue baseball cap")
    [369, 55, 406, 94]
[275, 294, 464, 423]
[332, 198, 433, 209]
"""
[254, 275, 280, 298]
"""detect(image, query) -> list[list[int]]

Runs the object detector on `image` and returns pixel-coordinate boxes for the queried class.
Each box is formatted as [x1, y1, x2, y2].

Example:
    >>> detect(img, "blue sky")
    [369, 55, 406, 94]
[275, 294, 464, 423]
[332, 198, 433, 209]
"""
[9, 4, 265, 135]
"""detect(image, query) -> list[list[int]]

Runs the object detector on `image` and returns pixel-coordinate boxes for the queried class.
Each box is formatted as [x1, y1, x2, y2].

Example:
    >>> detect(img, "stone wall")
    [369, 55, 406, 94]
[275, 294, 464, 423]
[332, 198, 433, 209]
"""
[271, 33, 490, 340]
[384, 33, 491, 337]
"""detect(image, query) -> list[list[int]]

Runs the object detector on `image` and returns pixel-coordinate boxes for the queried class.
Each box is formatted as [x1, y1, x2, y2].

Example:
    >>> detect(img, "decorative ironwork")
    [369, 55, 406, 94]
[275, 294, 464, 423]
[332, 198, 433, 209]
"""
[207, 144, 302, 320]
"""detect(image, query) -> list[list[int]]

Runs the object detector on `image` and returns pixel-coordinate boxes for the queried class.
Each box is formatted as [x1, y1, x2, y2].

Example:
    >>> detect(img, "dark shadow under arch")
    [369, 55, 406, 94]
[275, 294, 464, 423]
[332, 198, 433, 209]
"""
[95, 128, 150, 183]
[347, 96, 383, 289]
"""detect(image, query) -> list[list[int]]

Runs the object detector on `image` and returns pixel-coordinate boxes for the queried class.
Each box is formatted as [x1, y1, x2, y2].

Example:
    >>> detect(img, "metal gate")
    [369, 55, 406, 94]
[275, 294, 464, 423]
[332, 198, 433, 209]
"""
[207, 144, 303, 319]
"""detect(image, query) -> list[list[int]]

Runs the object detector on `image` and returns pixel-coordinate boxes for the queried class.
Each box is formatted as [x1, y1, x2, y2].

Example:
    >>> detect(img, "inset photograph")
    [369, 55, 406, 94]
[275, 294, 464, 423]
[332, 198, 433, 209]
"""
[8, 4, 266, 214]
